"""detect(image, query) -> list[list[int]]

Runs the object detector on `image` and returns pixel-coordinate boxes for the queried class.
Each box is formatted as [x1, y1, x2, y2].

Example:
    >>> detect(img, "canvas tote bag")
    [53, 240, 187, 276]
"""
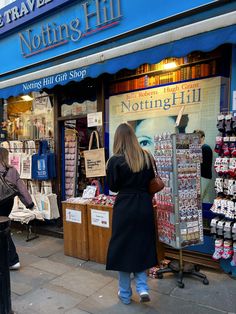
[83, 131, 106, 178]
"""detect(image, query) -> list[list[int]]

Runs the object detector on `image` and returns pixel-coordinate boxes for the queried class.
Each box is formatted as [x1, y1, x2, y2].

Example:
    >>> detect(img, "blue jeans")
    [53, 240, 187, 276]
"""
[118, 271, 149, 304]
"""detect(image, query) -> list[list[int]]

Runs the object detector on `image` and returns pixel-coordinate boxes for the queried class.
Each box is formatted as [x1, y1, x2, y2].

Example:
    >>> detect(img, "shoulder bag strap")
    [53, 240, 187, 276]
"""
[2, 167, 9, 178]
[147, 151, 158, 176]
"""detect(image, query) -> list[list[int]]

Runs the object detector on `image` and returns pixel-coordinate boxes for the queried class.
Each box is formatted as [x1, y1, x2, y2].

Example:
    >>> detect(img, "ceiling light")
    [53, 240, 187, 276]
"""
[21, 95, 33, 101]
[163, 62, 177, 70]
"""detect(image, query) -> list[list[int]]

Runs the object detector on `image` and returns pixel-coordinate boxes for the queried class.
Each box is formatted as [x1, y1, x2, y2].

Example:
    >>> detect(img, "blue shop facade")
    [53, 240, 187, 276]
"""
[1, 0, 236, 274]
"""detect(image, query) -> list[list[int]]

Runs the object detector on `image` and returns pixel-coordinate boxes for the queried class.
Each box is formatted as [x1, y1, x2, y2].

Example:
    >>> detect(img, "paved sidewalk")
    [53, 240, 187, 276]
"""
[10, 230, 236, 314]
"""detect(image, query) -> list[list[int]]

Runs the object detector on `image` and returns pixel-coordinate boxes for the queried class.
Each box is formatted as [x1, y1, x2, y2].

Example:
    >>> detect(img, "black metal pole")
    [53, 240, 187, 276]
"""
[0, 216, 13, 314]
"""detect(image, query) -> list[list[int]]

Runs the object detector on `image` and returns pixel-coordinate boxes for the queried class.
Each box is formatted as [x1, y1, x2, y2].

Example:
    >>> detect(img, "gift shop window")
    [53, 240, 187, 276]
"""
[0, 92, 59, 220]
[107, 45, 231, 232]
[55, 79, 101, 200]
[3, 92, 54, 141]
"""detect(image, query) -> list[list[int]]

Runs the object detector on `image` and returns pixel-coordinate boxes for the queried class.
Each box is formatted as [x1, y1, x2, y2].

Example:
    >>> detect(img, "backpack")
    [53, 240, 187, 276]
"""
[0, 169, 18, 206]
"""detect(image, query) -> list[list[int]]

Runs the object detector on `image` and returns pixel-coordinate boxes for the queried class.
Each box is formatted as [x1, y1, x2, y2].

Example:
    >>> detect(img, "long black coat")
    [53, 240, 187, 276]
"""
[106, 155, 158, 273]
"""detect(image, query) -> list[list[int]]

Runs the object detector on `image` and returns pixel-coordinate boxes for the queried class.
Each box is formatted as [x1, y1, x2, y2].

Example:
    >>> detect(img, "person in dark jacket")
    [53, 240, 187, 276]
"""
[193, 130, 213, 202]
[0, 147, 34, 270]
[106, 123, 158, 305]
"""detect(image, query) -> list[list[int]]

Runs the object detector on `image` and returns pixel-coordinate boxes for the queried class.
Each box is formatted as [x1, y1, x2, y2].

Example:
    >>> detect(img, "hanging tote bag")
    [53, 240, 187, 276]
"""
[148, 152, 165, 194]
[83, 131, 106, 178]
[0, 170, 18, 206]
[20, 154, 32, 179]
[42, 140, 56, 179]
[9, 153, 21, 175]
[32, 141, 49, 180]
[31, 140, 56, 180]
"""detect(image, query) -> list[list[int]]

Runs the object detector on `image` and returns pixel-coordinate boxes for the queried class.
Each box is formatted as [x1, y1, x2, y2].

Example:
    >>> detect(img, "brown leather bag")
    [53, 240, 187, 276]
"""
[148, 152, 165, 194]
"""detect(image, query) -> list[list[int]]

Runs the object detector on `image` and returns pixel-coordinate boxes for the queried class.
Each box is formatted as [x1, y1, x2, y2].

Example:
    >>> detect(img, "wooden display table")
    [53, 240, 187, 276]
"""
[87, 204, 113, 264]
[62, 202, 89, 260]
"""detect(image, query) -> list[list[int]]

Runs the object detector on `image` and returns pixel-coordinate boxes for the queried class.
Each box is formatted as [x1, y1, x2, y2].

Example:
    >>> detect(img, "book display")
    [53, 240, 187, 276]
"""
[109, 49, 224, 95]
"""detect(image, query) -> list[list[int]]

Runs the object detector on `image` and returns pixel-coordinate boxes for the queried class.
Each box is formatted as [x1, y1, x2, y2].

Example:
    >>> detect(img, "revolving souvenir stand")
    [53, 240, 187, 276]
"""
[154, 132, 209, 288]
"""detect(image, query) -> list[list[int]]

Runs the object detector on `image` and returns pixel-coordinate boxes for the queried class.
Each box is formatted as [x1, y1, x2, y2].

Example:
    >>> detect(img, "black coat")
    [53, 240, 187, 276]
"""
[106, 155, 158, 273]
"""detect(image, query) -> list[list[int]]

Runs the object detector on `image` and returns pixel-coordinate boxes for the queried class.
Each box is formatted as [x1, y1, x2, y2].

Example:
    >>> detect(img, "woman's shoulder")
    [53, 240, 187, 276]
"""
[0, 164, 12, 173]
[109, 154, 125, 161]
[5, 166, 19, 177]
[107, 155, 125, 166]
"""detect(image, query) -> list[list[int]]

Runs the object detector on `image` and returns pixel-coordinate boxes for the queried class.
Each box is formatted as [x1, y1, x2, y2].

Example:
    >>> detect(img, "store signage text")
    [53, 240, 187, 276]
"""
[22, 68, 87, 92]
[120, 83, 201, 112]
[18, 0, 122, 57]
[0, 0, 54, 30]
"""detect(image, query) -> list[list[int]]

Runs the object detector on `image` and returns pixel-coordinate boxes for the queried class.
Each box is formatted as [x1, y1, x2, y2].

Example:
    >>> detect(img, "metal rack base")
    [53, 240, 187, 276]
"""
[157, 259, 209, 288]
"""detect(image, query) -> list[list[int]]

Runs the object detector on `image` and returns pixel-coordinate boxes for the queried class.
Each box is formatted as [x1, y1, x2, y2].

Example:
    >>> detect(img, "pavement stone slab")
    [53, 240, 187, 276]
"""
[12, 231, 48, 248]
[48, 251, 87, 267]
[81, 261, 117, 278]
[11, 281, 33, 296]
[11, 292, 19, 302]
[148, 273, 177, 295]
[171, 270, 236, 313]
[31, 259, 73, 275]
[17, 252, 42, 267]
[10, 266, 57, 295]
[29, 238, 64, 257]
[65, 308, 92, 314]
[146, 290, 227, 314]
[51, 268, 113, 297]
[12, 286, 83, 314]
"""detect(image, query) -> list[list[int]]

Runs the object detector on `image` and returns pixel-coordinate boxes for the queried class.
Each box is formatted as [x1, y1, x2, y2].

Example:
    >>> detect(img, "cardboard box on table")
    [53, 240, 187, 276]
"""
[62, 202, 89, 260]
[87, 204, 113, 264]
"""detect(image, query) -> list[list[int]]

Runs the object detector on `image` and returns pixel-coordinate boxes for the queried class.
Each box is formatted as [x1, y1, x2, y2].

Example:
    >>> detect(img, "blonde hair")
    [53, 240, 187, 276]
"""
[0, 147, 9, 168]
[113, 123, 150, 172]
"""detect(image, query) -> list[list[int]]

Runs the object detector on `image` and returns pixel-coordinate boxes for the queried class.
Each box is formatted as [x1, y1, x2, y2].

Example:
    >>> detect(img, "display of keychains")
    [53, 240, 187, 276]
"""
[154, 132, 203, 249]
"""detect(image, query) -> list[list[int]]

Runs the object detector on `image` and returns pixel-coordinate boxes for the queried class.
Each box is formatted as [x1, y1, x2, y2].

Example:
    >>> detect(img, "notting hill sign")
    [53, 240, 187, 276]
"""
[18, 0, 122, 57]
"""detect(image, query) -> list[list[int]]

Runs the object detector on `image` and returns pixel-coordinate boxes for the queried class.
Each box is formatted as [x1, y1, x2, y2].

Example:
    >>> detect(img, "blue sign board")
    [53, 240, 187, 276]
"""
[0, 0, 217, 75]
[0, 0, 73, 36]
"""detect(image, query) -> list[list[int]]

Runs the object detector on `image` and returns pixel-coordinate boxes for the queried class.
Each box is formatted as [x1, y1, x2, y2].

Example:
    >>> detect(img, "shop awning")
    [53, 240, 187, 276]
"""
[1, 10, 236, 99]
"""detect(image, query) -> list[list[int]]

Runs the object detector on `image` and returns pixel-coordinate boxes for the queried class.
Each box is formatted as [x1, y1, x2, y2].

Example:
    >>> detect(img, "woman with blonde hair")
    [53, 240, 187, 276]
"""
[106, 123, 158, 305]
[0, 147, 34, 270]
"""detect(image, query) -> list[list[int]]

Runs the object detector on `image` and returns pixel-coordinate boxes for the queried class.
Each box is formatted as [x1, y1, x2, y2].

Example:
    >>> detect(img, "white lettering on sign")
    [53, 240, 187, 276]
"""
[0, 0, 53, 28]
[22, 68, 87, 91]
[18, 0, 122, 57]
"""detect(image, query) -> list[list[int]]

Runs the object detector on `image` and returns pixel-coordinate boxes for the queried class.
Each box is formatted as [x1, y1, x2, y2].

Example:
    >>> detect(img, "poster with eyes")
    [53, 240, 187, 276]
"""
[108, 76, 229, 204]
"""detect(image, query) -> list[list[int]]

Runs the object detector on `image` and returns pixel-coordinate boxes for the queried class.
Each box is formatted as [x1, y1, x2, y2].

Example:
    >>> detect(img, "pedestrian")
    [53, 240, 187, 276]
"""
[106, 123, 158, 305]
[0, 147, 34, 270]
[193, 129, 213, 202]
